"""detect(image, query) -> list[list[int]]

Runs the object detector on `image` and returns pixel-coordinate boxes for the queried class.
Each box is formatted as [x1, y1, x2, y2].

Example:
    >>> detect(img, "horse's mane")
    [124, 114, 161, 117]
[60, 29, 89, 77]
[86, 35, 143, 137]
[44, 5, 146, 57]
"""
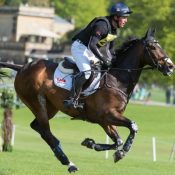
[116, 36, 139, 55]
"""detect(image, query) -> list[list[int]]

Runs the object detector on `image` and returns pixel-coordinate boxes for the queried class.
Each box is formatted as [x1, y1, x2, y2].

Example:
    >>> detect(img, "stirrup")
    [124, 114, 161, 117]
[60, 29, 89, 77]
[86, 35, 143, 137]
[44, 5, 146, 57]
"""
[63, 98, 84, 109]
[72, 100, 84, 109]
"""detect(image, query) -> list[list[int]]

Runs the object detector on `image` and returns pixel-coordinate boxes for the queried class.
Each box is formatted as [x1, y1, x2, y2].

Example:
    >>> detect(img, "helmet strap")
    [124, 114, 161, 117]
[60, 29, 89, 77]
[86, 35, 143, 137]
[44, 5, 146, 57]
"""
[112, 16, 119, 28]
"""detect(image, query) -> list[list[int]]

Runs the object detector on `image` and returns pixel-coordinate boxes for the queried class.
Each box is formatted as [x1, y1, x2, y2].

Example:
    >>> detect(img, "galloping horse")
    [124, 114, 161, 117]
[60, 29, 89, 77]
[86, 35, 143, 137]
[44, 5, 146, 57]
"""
[0, 28, 174, 173]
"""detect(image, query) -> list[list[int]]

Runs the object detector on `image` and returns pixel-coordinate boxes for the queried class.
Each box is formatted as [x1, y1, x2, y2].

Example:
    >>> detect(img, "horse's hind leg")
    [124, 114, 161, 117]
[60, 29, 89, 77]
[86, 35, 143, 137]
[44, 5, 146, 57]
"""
[27, 95, 78, 173]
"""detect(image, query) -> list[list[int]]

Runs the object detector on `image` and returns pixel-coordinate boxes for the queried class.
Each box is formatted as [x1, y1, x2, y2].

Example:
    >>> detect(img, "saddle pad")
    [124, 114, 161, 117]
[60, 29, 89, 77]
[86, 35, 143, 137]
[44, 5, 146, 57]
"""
[54, 66, 101, 96]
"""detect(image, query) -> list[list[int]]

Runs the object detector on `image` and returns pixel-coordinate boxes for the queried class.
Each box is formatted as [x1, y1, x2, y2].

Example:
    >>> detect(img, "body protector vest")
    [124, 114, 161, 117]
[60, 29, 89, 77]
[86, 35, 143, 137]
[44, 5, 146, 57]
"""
[72, 17, 117, 49]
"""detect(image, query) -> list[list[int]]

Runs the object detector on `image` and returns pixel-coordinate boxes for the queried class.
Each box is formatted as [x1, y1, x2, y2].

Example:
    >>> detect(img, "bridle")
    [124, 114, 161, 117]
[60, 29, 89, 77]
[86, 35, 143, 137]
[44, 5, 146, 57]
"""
[143, 38, 169, 70]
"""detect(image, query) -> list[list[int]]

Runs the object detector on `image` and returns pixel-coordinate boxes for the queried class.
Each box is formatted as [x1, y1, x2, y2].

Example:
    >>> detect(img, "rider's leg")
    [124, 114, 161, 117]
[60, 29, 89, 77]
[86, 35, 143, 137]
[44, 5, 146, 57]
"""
[64, 72, 87, 107]
[64, 41, 92, 108]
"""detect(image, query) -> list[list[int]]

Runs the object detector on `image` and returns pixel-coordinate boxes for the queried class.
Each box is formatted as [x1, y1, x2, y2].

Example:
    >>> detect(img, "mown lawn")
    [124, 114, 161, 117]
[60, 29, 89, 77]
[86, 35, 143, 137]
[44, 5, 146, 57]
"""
[0, 103, 175, 175]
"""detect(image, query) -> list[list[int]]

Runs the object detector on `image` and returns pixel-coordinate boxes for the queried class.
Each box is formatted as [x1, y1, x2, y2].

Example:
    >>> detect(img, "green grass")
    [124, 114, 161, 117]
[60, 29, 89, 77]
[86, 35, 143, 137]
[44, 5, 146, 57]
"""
[0, 104, 175, 175]
[149, 87, 166, 102]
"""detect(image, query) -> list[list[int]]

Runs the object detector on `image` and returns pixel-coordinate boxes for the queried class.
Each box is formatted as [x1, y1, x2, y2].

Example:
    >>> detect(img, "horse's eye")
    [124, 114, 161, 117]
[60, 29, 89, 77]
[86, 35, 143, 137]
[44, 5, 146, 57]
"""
[148, 44, 156, 50]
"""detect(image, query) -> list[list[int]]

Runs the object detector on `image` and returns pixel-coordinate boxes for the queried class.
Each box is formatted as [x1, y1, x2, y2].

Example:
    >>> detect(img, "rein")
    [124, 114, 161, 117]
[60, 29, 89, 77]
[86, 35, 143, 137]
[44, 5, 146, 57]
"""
[110, 66, 154, 72]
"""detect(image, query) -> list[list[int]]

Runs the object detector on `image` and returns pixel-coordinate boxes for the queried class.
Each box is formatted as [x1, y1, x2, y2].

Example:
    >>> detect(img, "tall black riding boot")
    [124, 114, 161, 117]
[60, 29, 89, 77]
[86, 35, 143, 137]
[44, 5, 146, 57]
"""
[63, 72, 87, 108]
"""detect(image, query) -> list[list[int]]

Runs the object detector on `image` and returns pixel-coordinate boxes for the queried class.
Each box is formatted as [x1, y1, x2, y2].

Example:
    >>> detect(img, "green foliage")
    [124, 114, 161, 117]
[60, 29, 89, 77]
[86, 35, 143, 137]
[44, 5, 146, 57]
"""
[4, 0, 23, 6]
[0, 0, 5, 5]
[2, 0, 50, 6]
[27, 0, 50, 6]
[0, 89, 14, 109]
[54, 0, 110, 28]
[109, 0, 175, 86]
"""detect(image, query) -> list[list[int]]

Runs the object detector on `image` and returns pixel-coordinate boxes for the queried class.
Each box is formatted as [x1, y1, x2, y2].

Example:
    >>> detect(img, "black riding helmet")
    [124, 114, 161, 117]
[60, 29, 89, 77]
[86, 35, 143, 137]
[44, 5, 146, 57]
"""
[110, 2, 132, 17]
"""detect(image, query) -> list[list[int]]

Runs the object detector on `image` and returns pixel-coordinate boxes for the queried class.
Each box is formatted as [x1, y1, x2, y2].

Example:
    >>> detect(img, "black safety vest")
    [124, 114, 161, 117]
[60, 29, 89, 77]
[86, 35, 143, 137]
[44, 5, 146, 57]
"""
[72, 17, 117, 47]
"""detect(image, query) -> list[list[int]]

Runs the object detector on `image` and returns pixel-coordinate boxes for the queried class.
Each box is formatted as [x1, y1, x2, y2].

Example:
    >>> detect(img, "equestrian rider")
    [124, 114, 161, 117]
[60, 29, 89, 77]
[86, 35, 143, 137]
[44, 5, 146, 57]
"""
[64, 2, 132, 108]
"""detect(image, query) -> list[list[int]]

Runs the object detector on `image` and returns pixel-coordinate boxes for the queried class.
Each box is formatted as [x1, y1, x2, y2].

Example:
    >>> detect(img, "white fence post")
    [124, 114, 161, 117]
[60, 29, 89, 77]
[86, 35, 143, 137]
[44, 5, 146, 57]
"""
[169, 142, 175, 162]
[152, 137, 156, 162]
[105, 135, 109, 159]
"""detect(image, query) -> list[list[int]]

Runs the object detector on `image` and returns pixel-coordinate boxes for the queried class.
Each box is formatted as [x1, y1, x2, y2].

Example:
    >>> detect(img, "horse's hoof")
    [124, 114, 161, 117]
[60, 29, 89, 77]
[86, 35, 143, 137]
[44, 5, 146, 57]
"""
[68, 165, 79, 173]
[113, 150, 125, 163]
[81, 138, 95, 149]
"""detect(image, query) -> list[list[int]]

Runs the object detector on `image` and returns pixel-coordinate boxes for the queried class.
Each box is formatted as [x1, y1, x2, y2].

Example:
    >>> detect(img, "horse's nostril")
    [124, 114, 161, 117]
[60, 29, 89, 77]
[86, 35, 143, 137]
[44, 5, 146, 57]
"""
[168, 65, 174, 70]
[169, 66, 173, 69]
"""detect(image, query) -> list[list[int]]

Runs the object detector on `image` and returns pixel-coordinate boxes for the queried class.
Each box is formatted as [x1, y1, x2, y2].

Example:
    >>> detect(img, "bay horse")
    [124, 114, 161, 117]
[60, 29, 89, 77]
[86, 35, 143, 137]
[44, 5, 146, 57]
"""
[0, 28, 174, 173]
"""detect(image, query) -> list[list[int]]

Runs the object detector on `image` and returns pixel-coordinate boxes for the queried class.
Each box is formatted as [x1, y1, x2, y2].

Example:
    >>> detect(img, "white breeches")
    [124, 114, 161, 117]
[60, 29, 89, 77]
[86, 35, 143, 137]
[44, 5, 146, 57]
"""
[71, 40, 99, 79]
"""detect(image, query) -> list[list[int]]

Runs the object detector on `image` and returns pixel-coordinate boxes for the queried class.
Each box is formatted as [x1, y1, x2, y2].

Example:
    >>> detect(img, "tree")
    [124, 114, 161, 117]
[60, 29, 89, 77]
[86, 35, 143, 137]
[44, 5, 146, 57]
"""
[3, 0, 50, 6]
[27, 0, 50, 6]
[1, 89, 14, 152]
[0, 0, 5, 5]
[4, 0, 23, 6]
[53, 0, 110, 28]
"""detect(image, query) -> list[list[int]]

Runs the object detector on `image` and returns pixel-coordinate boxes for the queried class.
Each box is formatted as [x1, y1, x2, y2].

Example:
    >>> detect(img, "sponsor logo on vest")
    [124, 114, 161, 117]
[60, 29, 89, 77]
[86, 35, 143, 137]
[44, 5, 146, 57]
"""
[98, 34, 117, 47]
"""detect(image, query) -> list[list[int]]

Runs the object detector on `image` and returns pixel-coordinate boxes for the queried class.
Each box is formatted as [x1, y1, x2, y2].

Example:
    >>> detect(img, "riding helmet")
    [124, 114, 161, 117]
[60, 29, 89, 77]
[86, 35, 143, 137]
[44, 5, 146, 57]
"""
[110, 2, 132, 17]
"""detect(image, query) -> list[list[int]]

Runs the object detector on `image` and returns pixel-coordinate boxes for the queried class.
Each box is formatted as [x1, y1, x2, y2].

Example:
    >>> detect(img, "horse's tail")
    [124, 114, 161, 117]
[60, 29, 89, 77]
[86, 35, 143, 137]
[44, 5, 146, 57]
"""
[0, 61, 22, 72]
[0, 61, 23, 78]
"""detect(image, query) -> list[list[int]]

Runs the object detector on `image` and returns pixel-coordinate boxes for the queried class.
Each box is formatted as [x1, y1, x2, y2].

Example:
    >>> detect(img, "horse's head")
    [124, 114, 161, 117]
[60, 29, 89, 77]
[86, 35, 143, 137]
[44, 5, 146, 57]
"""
[142, 28, 175, 76]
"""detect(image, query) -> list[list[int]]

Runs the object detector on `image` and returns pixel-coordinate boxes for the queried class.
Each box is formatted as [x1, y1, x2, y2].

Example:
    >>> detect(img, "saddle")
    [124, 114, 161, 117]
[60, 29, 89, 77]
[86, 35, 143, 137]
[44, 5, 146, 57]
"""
[58, 57, 101, 91]
[58, 57, 79, 74]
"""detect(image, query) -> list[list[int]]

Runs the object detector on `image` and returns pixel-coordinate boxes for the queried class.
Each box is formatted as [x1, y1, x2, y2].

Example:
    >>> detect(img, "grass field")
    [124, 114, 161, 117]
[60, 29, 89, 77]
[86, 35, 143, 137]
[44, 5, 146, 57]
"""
[0, 103, 175, 175]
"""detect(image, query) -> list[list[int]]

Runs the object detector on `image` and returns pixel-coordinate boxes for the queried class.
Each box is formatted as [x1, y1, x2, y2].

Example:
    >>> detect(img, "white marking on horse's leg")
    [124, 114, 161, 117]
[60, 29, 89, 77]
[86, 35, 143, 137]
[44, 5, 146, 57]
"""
[131, 121, 138, 132]
[68, 161, 76, 168]
[67, 161, 79, 172]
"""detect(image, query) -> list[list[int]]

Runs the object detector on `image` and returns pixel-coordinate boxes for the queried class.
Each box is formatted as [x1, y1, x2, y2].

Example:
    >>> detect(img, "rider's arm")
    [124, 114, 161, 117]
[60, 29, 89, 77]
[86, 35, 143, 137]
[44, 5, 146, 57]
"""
[89, 36, 107, 62]
[88, 21, 109, 63]
[108, 41, 116, 59]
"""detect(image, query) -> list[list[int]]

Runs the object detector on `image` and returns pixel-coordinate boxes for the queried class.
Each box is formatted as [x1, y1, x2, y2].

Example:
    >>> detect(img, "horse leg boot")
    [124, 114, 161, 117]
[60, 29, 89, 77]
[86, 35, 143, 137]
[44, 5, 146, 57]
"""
[64, 72, 87, 109]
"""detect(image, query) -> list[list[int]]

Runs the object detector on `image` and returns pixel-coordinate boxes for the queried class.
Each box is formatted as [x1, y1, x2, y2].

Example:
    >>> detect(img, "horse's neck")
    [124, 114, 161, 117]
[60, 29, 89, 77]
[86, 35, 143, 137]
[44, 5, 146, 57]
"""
[109, 69, 142, 97]
[111, 45, 144, 96]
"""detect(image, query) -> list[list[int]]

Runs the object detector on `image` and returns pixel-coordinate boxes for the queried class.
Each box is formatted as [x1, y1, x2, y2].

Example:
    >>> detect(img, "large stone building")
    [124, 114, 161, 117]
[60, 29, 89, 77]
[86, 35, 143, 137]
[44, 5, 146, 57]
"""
[0, 5, 74, 64]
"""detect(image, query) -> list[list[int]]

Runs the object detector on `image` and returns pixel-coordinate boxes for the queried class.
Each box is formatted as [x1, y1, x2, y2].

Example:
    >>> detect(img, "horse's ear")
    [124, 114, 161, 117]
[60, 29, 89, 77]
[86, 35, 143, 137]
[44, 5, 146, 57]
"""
[144, 27, 156, 39]
[151, 28, 156, 36]
[144, 27, 152, 39]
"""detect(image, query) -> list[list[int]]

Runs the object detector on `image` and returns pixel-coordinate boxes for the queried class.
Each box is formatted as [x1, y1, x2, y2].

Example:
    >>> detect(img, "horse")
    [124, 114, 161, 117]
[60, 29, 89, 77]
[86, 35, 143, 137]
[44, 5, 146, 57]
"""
[0, 28, 174, 173]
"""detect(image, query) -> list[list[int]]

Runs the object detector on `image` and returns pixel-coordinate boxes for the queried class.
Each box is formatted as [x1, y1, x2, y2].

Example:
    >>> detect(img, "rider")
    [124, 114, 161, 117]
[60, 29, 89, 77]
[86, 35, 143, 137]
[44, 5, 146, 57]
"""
[64, 2, 132, 108]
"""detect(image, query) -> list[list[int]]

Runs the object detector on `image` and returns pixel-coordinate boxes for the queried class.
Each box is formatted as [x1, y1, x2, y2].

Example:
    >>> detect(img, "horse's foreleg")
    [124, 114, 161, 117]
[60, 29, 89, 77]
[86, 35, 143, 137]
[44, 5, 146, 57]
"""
[113, 119, 138, 162]
[123, 121, 138, 152]
[81, 125, 123, 151]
